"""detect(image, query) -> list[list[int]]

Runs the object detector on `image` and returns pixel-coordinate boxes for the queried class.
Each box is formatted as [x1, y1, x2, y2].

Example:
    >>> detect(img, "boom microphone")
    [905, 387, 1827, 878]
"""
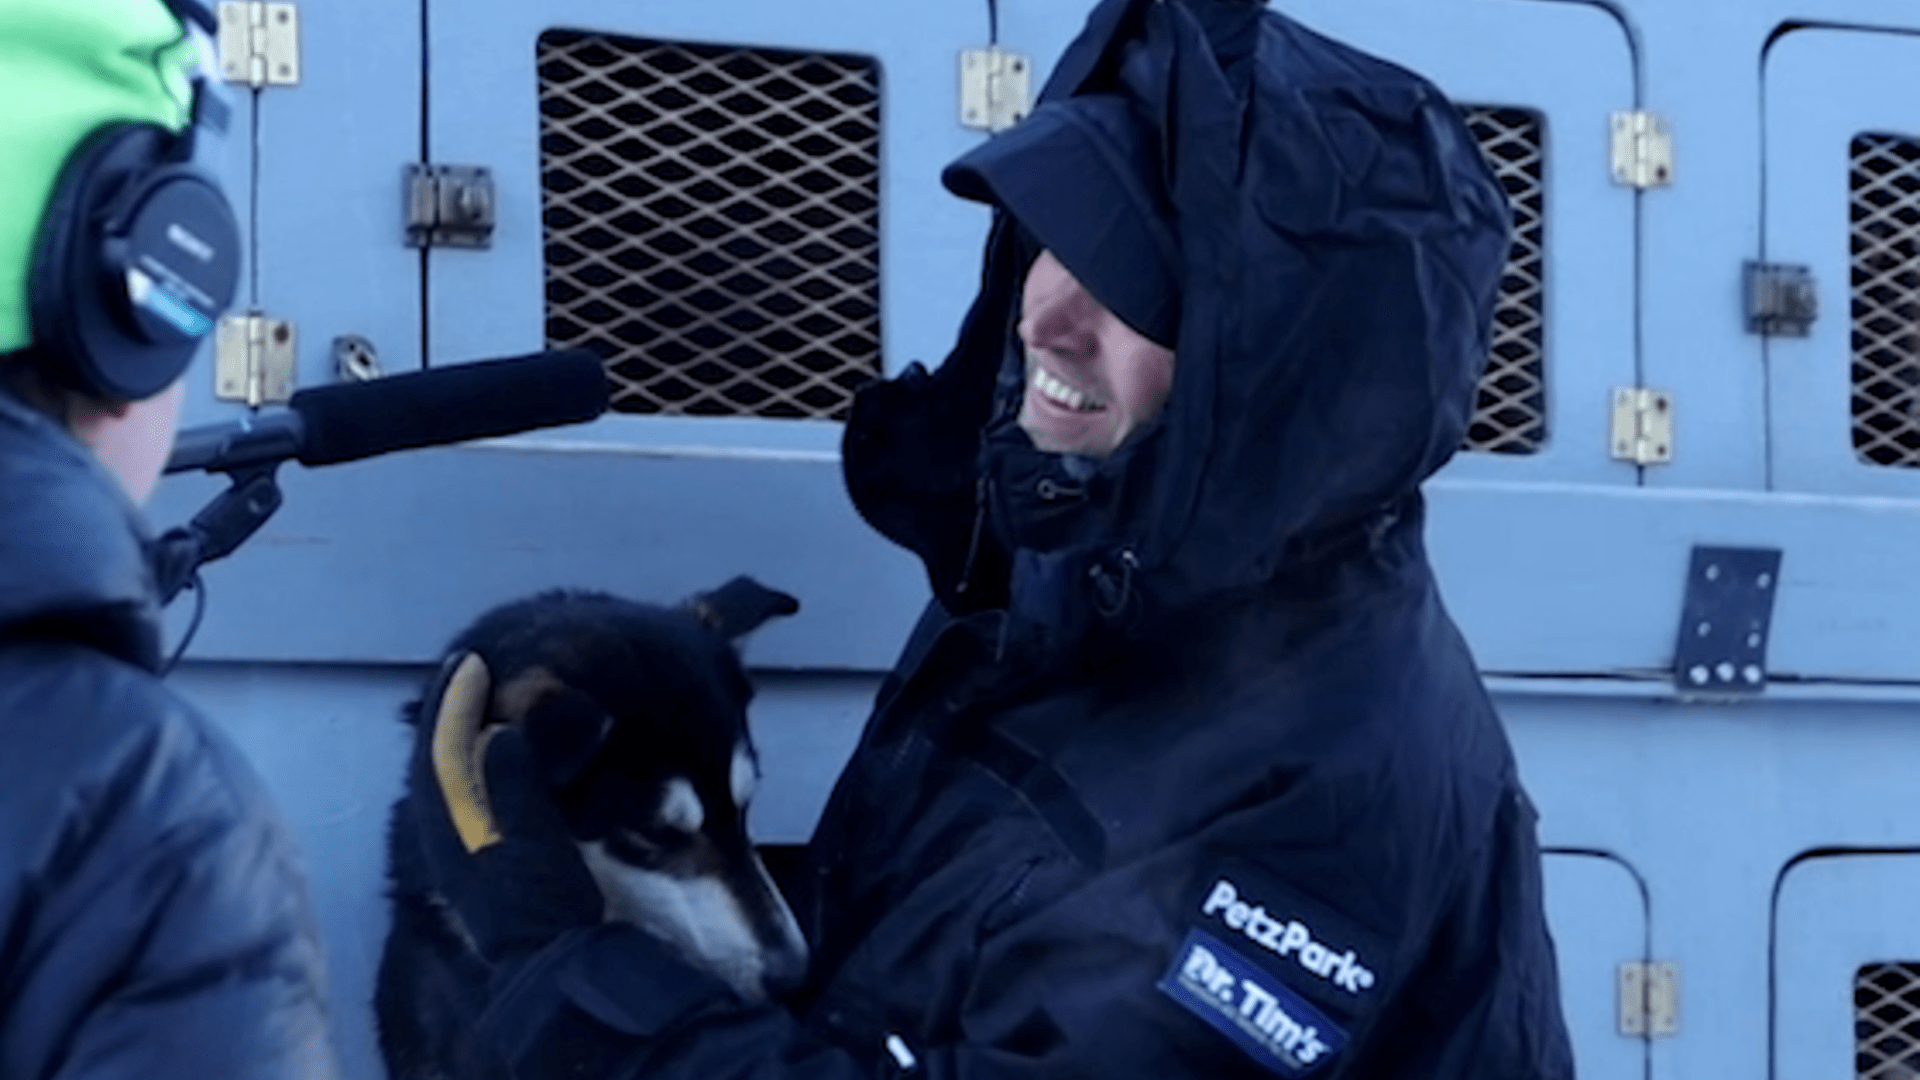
[165, 348, 610, 474]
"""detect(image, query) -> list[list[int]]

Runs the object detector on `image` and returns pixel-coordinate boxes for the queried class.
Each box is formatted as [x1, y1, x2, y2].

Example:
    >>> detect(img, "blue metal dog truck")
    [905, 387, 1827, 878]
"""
[153, 0, 1920, 1076]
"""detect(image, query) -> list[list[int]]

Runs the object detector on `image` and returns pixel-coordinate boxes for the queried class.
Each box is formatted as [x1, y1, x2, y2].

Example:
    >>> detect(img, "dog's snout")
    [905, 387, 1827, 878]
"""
[760, 934, 810, 997]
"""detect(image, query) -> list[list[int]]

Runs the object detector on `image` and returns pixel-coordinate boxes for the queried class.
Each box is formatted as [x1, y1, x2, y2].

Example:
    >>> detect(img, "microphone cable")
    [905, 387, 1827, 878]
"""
[161, 569, 206, 676]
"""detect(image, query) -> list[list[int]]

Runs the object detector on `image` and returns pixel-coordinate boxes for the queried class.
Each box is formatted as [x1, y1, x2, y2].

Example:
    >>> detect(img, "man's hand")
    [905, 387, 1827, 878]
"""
[413, 652, 603, 964]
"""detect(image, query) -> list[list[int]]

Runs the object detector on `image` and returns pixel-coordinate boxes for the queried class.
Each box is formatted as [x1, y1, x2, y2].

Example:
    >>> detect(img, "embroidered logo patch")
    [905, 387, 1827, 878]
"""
[1199, 878, 1376, 996]
[1159, 929, 1349, 1076]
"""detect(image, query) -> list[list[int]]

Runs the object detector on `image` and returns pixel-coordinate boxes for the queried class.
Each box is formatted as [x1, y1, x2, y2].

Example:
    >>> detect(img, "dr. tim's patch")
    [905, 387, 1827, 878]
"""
[1159, 929, 1348, 1076]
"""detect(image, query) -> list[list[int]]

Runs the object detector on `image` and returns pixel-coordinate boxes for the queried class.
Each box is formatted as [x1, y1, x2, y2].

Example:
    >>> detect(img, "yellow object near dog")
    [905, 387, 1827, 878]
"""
[429, 652, 503, 853]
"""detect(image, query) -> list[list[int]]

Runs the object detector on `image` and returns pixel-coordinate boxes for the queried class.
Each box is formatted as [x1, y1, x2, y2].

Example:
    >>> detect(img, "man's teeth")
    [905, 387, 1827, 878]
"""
[1033, 368, 1104, 412]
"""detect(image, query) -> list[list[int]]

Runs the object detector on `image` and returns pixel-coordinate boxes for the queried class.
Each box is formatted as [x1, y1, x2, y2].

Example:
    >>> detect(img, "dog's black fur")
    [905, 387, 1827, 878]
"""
[374, 578, 803, 1080]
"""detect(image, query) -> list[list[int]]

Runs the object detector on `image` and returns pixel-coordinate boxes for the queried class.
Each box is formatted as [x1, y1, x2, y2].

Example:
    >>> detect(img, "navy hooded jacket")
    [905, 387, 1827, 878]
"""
[0, 383, 341, 1079]
[480, 2, 1575, 1077]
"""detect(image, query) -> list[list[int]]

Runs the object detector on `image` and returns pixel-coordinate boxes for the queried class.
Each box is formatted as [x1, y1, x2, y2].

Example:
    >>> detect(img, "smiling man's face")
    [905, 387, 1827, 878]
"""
[1016, 250, 1176, 458]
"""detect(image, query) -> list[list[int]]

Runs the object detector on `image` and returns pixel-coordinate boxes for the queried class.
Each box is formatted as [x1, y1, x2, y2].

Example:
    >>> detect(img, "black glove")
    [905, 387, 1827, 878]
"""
[412, 652, 603, 964]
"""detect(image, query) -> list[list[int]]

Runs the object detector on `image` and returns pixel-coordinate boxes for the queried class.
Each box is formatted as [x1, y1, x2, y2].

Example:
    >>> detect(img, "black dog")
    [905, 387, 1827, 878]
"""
[374, 577, 809, 1080]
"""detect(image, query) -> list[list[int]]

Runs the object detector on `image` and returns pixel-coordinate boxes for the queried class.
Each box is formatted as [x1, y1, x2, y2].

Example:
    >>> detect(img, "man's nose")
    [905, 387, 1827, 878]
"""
[1022, 299, 1098, 361]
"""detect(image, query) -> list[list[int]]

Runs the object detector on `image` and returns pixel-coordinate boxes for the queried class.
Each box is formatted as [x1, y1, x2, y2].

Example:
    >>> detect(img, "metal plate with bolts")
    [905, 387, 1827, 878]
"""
[1609, 110, 1673, 189]
[1610, 388, 1673, 466]
[214, 313, 296, 406]
[217, 2, 300, 88]
[1619, 962, 1680, 1037]
[1672, 546, 1783, 695]
[960, 46, 1033, 133]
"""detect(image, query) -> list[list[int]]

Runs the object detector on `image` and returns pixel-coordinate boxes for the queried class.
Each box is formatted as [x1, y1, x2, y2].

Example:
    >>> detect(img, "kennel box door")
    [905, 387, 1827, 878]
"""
[1542, 851, 1651, 1080]
[1772, 852, 1920, 1080]
[1764, 27, 1920, 498]
[1271, 0, 1639, 486]
[407, 0, 973, 670]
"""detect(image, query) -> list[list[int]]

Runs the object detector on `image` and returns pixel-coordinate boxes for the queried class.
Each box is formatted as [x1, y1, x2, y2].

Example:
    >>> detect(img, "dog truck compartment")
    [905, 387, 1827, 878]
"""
[150, 0, 1920, 1076]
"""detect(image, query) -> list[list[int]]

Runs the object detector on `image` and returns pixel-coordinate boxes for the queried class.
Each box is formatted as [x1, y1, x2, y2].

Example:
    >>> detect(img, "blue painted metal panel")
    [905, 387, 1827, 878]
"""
[1628, 0, 1775, 494]
[1497, 687, 1920, 1080]
[1772, 853, 1920, 1080]
[149, 444, 928, 669]
[1274, 0, 1640, 487]
[745, 674, 881, 844]
[1541, 852, 1648, 1079]
[1426, 480, 1920, 683]
[1764, 26, 1920, 497]
[148, 467, 1920, 682]
[255, 0, 423, 388]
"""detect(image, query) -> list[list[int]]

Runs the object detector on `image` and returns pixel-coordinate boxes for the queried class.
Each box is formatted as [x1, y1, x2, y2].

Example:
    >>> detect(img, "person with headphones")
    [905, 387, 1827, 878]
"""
[0, 0, 343, 1075]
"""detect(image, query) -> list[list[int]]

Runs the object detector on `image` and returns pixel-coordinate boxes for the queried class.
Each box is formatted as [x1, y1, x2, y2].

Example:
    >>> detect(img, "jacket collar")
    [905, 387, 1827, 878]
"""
[0, 385, 164, 669]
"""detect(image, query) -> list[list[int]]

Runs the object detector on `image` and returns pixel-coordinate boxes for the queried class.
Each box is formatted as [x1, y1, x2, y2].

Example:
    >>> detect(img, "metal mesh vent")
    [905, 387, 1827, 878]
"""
[537, 31, 881, 419]
[1858, 962, 1920, 1078]
[1852, 134, 1920, 467]
[1461, 105, 1547, 455]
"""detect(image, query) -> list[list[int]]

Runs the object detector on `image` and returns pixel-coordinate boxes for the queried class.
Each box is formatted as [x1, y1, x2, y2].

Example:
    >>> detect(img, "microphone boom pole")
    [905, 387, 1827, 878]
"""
[154, 348, 609, 602]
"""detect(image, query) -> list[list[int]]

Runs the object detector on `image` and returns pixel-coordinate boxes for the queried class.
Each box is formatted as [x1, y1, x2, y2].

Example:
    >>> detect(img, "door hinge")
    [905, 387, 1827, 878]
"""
[1610, 387, 1673, 465]
[1610, 110, 1673, 189]
[215, 312, 297, 406]
[1745, 261, 1818, 337]
[959, 46, 1033, 133]
[405, 164, 497, 249]
[1618, 962, 1680, 1038]
[217, 3, 300, 88]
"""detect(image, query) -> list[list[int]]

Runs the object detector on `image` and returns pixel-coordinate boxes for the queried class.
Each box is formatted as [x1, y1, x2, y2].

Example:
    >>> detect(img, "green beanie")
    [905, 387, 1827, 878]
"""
[0, 0, 196, 353]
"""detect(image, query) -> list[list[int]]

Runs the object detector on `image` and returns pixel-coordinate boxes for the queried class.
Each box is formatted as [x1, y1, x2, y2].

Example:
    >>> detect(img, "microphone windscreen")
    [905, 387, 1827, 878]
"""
[291, 350, 609, 467]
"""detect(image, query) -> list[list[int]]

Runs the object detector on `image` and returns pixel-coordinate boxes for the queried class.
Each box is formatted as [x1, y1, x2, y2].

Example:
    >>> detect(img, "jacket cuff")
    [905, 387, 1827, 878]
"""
[480, 925, 737, 1077]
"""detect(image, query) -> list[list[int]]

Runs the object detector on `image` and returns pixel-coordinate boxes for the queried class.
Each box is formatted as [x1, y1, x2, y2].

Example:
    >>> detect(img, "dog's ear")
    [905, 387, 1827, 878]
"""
[685, 576, 801, 641]
[496, 667, 611, 790]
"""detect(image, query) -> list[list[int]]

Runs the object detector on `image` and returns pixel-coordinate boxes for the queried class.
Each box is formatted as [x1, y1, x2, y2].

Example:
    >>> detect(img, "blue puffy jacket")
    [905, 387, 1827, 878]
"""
[0, 385, 340, 1079]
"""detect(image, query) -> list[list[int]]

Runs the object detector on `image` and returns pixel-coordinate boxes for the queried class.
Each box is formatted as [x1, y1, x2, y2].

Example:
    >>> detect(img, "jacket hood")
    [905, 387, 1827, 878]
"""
[0, 384, 163, 667]
[844, 0, 1509, 638]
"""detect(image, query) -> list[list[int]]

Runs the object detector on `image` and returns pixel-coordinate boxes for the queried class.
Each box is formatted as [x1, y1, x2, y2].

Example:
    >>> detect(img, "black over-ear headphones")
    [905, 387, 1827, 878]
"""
[27, 0, 239, 402]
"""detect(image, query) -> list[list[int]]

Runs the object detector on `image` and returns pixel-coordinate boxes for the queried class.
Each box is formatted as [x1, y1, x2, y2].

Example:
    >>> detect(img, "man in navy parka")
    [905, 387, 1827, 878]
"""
[417, 0, 1579, 1076]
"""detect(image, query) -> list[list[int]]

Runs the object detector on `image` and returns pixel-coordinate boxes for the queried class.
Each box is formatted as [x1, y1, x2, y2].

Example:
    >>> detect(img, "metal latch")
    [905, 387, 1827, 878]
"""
[217, 2, 300, 88]
[405, 165, 497, 249]
[1673, 545, 1782, 695]
[1609, 111, 1673, 189]
[1745, 261, 1818, 337]
[960, 47, 1033, 133]
[214, 312, 296, 406]
[1619, 962, 1679, 1037]
[1610, 388, 1673, 465]
[332, 334, 384, 382]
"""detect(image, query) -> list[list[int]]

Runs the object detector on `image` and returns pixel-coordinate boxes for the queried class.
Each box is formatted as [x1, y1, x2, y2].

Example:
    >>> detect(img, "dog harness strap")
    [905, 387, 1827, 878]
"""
[430, 652, 503, 852]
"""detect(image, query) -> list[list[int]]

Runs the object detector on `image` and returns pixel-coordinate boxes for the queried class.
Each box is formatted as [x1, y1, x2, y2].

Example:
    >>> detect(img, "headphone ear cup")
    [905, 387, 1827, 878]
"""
[28, 123, 239, 401]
